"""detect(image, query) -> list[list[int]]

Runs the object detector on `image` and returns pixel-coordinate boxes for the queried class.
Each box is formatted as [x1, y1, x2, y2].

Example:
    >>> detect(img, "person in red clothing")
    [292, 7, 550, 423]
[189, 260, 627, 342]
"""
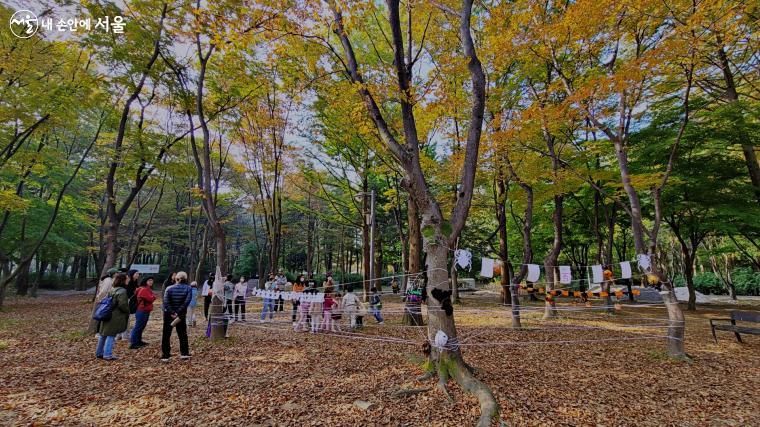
[130, 276, 156, 349]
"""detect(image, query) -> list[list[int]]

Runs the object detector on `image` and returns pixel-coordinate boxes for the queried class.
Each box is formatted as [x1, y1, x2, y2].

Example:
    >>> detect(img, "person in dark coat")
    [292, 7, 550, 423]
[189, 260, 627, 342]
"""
[117, 269, 140, 341]
[161, 271, 192, 362]
[95, 273, 129, 360]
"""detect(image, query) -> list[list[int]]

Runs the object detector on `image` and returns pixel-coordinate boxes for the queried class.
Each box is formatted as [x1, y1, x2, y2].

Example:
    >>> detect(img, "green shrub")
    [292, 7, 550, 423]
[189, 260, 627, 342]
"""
[691, 272, 725, 295]
[39, 272, 75, 290]
[673, 275, 686, 287]
[732, 268, 760, 296]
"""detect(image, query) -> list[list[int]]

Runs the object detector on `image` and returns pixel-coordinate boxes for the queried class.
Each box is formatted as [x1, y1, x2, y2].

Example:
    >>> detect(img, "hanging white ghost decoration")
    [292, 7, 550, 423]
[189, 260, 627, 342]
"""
[637, 254, 651, 272]
[454, 249, 473, 271]
[434, 330, 449, 349]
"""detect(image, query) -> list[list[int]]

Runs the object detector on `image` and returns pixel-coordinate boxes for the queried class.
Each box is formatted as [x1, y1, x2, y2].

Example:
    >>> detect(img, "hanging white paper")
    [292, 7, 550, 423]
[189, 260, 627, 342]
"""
[434, 330, 449, 349]
[591, 264, 604, 284]
[559, 266, 572, 284]
[620, 261, 632, 279]
[637, 254, 651, 272]
[480, 258, 494, 278]
[527, 264, 541, 283]
[454, 249, 473, 271]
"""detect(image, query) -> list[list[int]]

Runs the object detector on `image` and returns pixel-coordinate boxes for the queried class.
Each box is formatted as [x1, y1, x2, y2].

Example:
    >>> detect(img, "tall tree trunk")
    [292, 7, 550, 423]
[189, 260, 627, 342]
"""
[15, 261, 30, 296]
[543, 193, 563, 320]
[402, 193, 423, 325]
[361, 180, 371, 297]
[99, 4, 168, 278]
[450, 237, 460, 304]
[77, 254, 88, 291]
[70, 256, 79, 282]
[328, 2, 498, 423]
[306, 194, 314, 277]
[30, 260, 48, 297]
[506, 160, 533, 328]
[375, 234, 383, 292]
[604, 204, 616, 265]
[496, 175, 515, 318]
[407, 194, 422, 290]
[682, 249, 696, 311]
[717, 44, 760, 204]
[195, 226, 210, 285]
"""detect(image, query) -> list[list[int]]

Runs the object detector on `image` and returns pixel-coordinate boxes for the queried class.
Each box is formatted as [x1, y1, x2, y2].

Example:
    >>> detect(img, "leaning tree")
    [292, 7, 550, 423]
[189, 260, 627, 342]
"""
[320, 1, 499, 424]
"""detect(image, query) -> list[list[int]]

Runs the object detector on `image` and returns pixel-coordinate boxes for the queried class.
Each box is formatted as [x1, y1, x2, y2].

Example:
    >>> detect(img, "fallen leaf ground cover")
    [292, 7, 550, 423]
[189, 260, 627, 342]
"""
[1, 294, 758, 426]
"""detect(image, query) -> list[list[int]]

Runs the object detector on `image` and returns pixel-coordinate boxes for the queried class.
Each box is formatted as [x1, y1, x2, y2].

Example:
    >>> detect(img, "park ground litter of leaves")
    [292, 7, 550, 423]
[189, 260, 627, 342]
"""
[1, 294, 758, 426]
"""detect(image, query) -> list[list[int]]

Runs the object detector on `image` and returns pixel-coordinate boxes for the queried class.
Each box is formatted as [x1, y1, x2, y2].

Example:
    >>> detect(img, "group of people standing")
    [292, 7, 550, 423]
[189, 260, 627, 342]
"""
[91, 267, 389, 361]
[291, 276, 385, 333]
[92, 268, 195, 362]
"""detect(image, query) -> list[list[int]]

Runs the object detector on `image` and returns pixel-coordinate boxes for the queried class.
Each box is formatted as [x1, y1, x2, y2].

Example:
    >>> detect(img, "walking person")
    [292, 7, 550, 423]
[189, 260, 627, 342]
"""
[233, 276, 247, 322]
[201, 274, 214, 320]
[130, 276, 156, 349]
[95, 273, 129, 360]
[188, 281, 199, 327]
[369, 287, 384, 324]
[291, 275, 306, 324]
[341, 284, 361, 329]
[161, 271, 192, 362]
[223, 274, 235, 323]
[260, 273, 276, 321]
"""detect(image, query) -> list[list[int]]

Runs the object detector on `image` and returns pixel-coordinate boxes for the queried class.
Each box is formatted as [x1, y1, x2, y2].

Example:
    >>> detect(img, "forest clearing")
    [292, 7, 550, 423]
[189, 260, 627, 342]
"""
[1, 293, 759, 426]
[2, 0, 759, 424]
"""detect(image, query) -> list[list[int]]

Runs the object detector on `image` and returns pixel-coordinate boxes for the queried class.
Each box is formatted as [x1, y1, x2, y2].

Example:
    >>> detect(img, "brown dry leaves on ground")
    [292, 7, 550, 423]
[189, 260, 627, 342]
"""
[0, 294, 758, 426]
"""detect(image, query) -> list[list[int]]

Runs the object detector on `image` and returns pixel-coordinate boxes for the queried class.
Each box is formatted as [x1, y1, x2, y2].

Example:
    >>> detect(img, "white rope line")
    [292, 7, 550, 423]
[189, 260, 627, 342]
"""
[232, 316, 677, 348]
